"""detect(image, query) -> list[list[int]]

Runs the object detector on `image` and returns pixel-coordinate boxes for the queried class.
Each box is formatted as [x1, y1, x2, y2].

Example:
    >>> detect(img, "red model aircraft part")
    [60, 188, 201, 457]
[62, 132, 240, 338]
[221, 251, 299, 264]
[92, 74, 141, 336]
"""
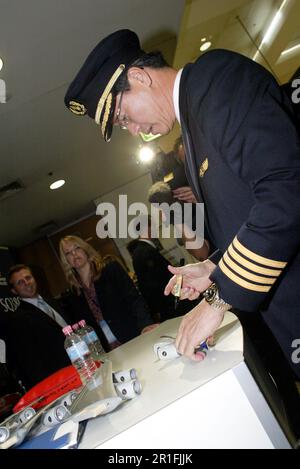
[13, 361, 102, 413]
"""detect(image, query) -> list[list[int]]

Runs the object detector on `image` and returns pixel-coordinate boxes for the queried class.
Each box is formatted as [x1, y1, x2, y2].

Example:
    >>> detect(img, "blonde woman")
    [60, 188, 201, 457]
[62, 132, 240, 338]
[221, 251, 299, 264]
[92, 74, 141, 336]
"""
[59, 235, 156, 352]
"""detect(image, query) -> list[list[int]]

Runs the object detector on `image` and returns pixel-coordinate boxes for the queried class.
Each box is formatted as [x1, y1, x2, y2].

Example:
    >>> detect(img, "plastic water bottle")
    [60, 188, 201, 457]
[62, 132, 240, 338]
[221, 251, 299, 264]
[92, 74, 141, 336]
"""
[62, 325, 98, 387]
[78, 319, 105, 358]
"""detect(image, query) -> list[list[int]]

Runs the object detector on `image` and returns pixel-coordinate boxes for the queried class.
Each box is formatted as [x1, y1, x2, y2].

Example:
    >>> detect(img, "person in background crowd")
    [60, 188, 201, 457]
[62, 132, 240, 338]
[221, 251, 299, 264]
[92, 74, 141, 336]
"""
[127, 215, 200, 322]
[6, 265, 70, 390]
[149, 135, 213, 257]
[148, 181, 210, 261]
[59, 236, 157, 352]
[63, 29, 300, 442]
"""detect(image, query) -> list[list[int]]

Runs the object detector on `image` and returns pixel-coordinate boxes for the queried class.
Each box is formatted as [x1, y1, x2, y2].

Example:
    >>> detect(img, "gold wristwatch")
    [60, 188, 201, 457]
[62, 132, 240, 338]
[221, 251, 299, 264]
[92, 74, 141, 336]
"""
[203, 283, 232, 311]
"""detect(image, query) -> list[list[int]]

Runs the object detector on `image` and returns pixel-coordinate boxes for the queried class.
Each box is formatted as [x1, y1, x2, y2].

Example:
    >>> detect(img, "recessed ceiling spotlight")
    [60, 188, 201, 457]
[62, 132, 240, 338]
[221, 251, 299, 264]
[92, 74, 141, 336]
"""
[0, 58, 3, 71]
[138, 146, 155, 163]
[50, 179, 65, 190]
[200, 41, 212, 52]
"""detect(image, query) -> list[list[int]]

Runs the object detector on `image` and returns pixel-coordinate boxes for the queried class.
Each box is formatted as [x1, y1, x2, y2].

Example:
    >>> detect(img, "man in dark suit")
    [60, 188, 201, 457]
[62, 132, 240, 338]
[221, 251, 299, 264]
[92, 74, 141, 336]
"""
[127, 216, 183, 322]
[6, 264, 70, 390]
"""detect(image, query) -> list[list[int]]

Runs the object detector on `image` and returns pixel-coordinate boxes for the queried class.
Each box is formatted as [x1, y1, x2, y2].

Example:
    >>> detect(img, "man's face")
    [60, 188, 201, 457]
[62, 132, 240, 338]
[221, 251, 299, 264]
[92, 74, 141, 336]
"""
[62, 241, 89, 271]
[11, 269, 38, 298]
[114, 67, 176, 137]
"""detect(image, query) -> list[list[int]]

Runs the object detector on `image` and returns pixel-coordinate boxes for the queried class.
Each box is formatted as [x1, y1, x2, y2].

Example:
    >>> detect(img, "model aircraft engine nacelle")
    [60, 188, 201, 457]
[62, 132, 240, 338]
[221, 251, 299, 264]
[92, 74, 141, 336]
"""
[112, 368, 137, 383]
[114, 379, 142, 400]
[42, 405, 70, 427]
[0, 426, 10, 443]
[59, 391, 79, 409]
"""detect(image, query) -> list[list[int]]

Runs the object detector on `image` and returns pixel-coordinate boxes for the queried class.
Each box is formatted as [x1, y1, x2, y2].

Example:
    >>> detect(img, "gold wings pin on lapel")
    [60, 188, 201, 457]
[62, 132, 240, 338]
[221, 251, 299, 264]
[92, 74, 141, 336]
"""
[199, 158, 209, 178]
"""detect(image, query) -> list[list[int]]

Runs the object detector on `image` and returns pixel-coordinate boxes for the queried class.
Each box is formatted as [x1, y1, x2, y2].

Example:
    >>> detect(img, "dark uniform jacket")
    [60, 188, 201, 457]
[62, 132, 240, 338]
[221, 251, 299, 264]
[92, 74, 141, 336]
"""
[5, 298, 71, 390]
[281, 66, 300, 128]
[130, 240, 174, 321]
[179, 49, 300, 377]
[61, 260, 153, 351]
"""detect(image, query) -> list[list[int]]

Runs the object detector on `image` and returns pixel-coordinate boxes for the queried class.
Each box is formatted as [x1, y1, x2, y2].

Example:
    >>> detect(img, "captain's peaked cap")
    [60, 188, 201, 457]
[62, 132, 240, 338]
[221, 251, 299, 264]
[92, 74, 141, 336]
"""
[64, 29, 144, 142]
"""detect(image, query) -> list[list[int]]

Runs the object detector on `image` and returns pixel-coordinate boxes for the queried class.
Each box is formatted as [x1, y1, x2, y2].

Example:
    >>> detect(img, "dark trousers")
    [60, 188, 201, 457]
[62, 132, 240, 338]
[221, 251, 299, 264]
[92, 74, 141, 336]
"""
[235, 309, 300, 444]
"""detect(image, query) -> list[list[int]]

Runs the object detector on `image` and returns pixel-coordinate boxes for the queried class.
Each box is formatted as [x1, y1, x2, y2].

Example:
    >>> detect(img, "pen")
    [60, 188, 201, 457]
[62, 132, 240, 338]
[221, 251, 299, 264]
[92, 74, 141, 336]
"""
[194, 341, 208, 355]
[174, 258, 185, 310]
[173, 274, 183, 310]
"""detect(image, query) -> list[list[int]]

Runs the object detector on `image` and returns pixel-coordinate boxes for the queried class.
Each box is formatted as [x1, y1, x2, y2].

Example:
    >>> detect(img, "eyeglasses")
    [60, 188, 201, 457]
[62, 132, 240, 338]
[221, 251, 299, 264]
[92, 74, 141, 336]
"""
[115, 91, 129, 130]
[14, 275, 33, 287]
[64, 246, 82, 257]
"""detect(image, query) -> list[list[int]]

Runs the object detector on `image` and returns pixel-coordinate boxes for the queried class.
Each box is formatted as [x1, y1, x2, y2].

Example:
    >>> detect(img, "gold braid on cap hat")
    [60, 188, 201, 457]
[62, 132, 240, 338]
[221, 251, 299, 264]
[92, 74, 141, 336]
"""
[95, 64, 125, 126]
[101, 92, 112, 137]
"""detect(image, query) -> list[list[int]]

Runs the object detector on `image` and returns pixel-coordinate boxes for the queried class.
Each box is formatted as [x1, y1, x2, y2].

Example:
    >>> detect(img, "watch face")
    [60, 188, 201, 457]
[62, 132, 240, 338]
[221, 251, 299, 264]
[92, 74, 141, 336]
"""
[204, 284, 217, 303]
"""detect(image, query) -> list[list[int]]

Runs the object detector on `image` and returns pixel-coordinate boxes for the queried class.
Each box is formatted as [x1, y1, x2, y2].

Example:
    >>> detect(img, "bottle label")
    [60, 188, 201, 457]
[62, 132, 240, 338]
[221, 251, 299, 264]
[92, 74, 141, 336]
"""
[87, 331, 98, 343]
[66, 342, 89, 362]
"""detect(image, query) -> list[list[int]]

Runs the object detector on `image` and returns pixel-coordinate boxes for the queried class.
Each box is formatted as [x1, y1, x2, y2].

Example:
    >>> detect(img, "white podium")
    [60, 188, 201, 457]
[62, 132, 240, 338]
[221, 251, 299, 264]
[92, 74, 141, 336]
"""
[79, 313, 291, 449]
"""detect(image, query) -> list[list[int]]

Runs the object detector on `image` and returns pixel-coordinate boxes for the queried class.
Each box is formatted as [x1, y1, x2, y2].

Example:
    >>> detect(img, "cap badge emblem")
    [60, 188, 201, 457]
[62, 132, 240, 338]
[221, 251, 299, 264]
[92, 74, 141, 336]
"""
[69, 100, 87, 116]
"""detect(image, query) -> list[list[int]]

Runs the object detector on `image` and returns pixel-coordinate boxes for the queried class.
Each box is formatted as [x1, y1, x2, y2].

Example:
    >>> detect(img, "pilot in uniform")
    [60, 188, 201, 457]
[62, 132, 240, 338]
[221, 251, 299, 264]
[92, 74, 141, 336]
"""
[178, 49, 300, 380]
[63, 30, 300, 439]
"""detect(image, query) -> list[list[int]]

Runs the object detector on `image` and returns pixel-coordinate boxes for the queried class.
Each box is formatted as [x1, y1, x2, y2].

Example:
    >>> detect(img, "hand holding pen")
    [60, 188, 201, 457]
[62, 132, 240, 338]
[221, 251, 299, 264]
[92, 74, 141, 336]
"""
[164, 260, 215, 301]
[173, 273, 183, 311]
[173, 258, 184, 311]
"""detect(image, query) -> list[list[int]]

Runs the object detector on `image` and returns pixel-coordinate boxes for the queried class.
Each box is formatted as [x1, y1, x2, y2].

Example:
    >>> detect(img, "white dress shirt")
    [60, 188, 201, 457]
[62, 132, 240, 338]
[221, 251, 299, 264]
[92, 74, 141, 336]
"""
[172, 68, 183, 126]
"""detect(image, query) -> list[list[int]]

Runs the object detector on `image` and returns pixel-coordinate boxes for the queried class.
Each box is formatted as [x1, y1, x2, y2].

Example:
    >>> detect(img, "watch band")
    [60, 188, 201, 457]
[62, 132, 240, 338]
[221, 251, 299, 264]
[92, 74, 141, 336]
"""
[203, 283, 232, 311]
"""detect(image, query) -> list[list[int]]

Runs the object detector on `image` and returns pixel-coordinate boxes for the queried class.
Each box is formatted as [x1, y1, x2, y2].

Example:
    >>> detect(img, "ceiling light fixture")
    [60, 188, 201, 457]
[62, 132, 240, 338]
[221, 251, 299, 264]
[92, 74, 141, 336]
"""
[201, 37, 207, 42]
[0, 58, 3, 71]
[281, 43, 300, 56]
[200, 41, 212, 52]
[50, 179, 65, 190]
[0, 79, 6, 103]
[138, 146, 155, 163]
[253, 0, 288, 61]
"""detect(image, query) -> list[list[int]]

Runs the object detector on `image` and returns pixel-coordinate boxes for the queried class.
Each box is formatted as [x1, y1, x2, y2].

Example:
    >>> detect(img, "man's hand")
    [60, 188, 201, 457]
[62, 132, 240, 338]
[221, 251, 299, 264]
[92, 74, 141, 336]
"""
[164, 260, 216, 301]
[173, 186, 197, 204]
[175, 299, 225, 361]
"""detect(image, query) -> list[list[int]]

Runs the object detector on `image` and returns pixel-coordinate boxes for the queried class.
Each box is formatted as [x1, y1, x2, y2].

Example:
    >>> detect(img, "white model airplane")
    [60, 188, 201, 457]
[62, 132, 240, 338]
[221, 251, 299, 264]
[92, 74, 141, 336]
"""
[153, 337, 209, 360]
[0, 359, 141, 449]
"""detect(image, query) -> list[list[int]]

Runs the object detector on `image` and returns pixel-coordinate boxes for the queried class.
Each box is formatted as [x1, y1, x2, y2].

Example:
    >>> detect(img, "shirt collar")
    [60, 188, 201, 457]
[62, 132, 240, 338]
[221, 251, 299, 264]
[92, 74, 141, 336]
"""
[173, 68, 183, 126]
[21, 294, 41, 307]
[139, 239, 157, 249]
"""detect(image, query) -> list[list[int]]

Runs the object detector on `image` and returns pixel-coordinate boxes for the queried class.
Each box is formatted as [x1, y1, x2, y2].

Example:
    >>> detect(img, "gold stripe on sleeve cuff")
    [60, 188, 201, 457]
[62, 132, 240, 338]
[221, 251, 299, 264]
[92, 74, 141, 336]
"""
[223, 252, 277, 285]
[228, 245, 282, 277]
[219, 259, 272, 293]
[233, 237, 287, 269]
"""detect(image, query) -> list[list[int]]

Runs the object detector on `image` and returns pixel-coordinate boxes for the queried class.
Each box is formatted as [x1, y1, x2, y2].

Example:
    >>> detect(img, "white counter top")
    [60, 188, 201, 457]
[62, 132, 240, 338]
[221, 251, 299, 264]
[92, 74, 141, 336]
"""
[79, 312, 248, 448]
[79, 312, 290, 449]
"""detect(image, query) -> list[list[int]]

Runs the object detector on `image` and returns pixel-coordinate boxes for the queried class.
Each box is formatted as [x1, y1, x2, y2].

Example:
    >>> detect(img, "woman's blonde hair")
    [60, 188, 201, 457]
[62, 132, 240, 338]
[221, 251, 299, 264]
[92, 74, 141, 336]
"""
[59, 235, 104, 294]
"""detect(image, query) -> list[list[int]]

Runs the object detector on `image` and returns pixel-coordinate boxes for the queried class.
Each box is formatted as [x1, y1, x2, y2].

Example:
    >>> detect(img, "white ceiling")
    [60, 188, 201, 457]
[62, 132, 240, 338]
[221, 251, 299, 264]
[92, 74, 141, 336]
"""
[0, 0, 299, 247]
